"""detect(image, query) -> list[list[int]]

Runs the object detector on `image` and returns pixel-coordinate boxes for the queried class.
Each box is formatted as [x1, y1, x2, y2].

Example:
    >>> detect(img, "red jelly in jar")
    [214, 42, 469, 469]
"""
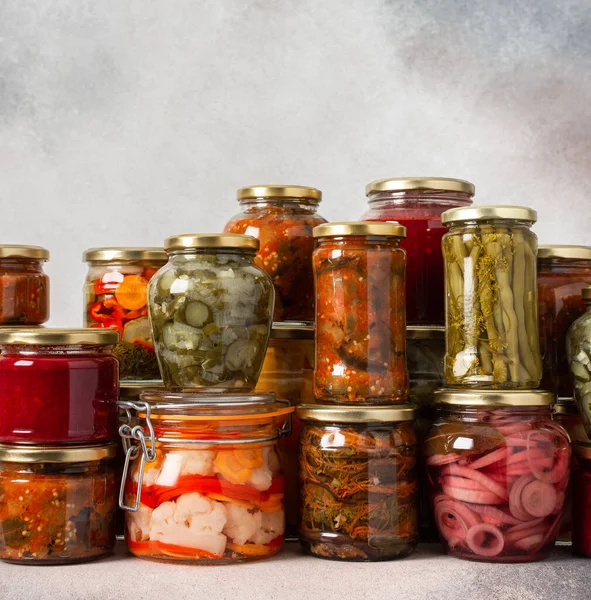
[572, 443, 591, 557]
[361, 178, 474, 325]
[0, 328, 119, 444]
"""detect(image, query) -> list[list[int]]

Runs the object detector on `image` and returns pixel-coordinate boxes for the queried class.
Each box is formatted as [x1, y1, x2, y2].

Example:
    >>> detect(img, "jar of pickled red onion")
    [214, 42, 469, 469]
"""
[425, 389, 570, 563]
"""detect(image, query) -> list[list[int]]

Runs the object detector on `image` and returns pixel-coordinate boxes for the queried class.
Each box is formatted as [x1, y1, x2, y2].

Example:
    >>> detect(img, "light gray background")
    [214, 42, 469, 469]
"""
[1, 0, 589, 326]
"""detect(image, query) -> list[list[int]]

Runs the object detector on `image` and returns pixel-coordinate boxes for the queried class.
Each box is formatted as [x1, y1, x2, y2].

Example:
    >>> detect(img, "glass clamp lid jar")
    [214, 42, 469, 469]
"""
[0, 328, 119, 444]
[0, 245, 50, 325]
[83, 247, 168, 381]
[313, 222, 409, 404]
[538, 245, 591, 396]
[118, 391, 293, 563]
[361, 177, 474, 325]
[0, 443, 117, 564]
[425, 389, 570, 563]
[224, 184, 326, 322]
[296, 404, 418, 561]
[149, 234, 275, 390]
[441, 206, 542, 389]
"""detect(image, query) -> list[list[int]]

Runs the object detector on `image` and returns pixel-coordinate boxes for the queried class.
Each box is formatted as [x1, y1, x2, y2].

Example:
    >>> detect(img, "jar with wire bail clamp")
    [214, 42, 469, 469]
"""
[118, 391, 293, 563]
[148, 234, 275, 390]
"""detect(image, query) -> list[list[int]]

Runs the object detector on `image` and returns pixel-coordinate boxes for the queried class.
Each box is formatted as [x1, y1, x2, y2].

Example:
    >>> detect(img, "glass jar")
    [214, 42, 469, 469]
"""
[425, 389, 570, 563]
[441, 206, 542, 388]
[0, 444, 116, 564]
[0, 245, 49, 325]
[361, 178, 474, 325]
[567, 286, 591, 438]
[297, 404, 418, 561]
[538, 245, 591, 396]
[313, 222, 409, 404]
[83, 247, 167, 381]
[224, 185, 326, 322]
[118, 391, 293, 564]
[572, 443, 591, 557]
[0, 328, 119, 444]
[148, 234, 275, 390]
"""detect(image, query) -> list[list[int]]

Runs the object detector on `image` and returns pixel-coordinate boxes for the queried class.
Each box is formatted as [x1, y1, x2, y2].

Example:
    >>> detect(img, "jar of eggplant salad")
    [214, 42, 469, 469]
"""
[148, 234, 275, 390]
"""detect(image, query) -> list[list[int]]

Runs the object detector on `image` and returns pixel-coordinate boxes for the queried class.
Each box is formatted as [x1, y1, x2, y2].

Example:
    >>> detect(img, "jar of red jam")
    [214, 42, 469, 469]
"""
[361, 178, 474, 325]
[572, 443, 591, 557]
[313, 222, 408, 404]
[538, 245, 591, 396]
[0, 328, 119, 444]
[223, 185, 326, 322]
[0, 245, 49, 325]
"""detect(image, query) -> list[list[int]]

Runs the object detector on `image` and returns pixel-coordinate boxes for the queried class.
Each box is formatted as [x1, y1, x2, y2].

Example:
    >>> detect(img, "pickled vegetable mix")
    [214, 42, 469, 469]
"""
[425, 390, 570, 563]
[313, 222, 408, 404]
[297, 405, 418, 561]
[148, 234, 274, 390]
[441, 206, 542, 388]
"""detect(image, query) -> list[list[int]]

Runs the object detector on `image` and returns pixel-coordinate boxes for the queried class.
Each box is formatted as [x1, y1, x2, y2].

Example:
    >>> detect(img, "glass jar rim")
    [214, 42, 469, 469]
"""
[0, 327, 119, 346]
[271, 321, 314, 340]
[407, 325, 445, 340]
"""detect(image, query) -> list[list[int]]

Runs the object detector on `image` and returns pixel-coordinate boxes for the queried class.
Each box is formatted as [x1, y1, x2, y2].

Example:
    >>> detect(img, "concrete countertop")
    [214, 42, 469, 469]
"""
[0, 542, 586, 600]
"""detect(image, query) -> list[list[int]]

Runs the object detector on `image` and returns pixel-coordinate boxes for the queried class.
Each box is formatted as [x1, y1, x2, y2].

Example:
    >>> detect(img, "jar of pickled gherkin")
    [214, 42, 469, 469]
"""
[441, 206, 542, 389]
[361, 177, 474, 325]
[118, 391, 293, 564]
[297, 404, 418, 561]
[313, 222, 409, 404]
[148, 234, 275, 390]
[224, 185, 326, 322]
[538, 245, 591, 396]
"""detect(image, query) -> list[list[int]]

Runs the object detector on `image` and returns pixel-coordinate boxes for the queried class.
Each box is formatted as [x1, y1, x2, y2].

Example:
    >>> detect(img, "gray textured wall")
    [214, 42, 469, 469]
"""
[0, 0, 589, 325]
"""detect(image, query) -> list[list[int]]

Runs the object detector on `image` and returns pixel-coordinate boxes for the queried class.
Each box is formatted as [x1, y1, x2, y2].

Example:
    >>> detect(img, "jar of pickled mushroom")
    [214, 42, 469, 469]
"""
[148, 234, 274, 390]
[567, 287, 591, 438]
[361, 177, 474, 325]
[0, 443, 117, 564]
[425, 389, 570, 563]
[224, 185, 326, 322]
[538, 245, 591, 396]
[118, 391, 293, 563]
[0, 245, 49, 325]
[83, 247, 167, 381]
[441, 206, 542, 389]
[313, 222, 409, 404]
[0, 328, 119, 444]
[297, 404, 418, 561]
[572, 443, 591, 557]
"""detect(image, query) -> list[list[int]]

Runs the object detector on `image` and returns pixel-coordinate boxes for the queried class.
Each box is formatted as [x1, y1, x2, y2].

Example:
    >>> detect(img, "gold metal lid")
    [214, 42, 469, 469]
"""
[366, 177, 475, 196]
[313, 221, 407, 239]
[237, 185, 321, 202]
[0, 327, 119, 346]
[0, 443, 117, 463]
[296, 404, 416, 423]
[538, 245, 591, 261]
[271, 322, 314, 340]
[573, 443, 591, 459]
[407, 325, 445, 340]
[82, 247, 167, 262]
[583, 286, 591, 301]
[0, 245, 49, 260]
[434, 388, 554, 407]
[441, 205, 537, 225]
[120, 381, 164, 398]
[165, 233, 259, 253]
[553, 400, 579, 416]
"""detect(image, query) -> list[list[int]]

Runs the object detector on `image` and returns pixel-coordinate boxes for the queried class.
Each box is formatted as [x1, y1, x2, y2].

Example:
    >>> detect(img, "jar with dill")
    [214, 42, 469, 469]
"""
[296, 404, 418, 561]
[441, 206, 542, 389]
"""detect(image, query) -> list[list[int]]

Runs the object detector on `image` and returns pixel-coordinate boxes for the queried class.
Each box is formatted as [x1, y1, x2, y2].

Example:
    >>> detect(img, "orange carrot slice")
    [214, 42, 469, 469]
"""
[115, 275, 148, 310]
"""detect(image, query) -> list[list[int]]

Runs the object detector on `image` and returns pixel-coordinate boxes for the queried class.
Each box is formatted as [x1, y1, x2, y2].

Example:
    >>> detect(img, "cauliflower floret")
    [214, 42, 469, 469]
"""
[172, 492, 227, 535]
[180, 450, 216, 477]
[250, 509, 285, 545]
[127, 505, 153, 542]
[248, 465, 273, 491]
[223, 503, 262, 545]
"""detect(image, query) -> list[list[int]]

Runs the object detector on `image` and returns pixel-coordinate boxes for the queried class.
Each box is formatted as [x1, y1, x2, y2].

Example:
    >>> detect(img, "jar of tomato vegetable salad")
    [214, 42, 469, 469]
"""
[0, 245, 49, 325]
[538, 245, 591, 397]
[224, 185, 326, 322]
[118, 391, 293, 563]
[0, 443, 117, 564]
[297, 404, 418, 561]
[425, 389, 570, 563]
[0, 328, 119, 444]
[572, 443, 591, 557]
[83, 247, 167, 381]
[313, 222, 408, 404]
[361, 177, 474, 325]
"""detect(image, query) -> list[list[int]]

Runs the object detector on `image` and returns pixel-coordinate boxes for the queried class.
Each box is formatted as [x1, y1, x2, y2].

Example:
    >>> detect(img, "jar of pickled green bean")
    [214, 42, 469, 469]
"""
[441, 206, 542, 389]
